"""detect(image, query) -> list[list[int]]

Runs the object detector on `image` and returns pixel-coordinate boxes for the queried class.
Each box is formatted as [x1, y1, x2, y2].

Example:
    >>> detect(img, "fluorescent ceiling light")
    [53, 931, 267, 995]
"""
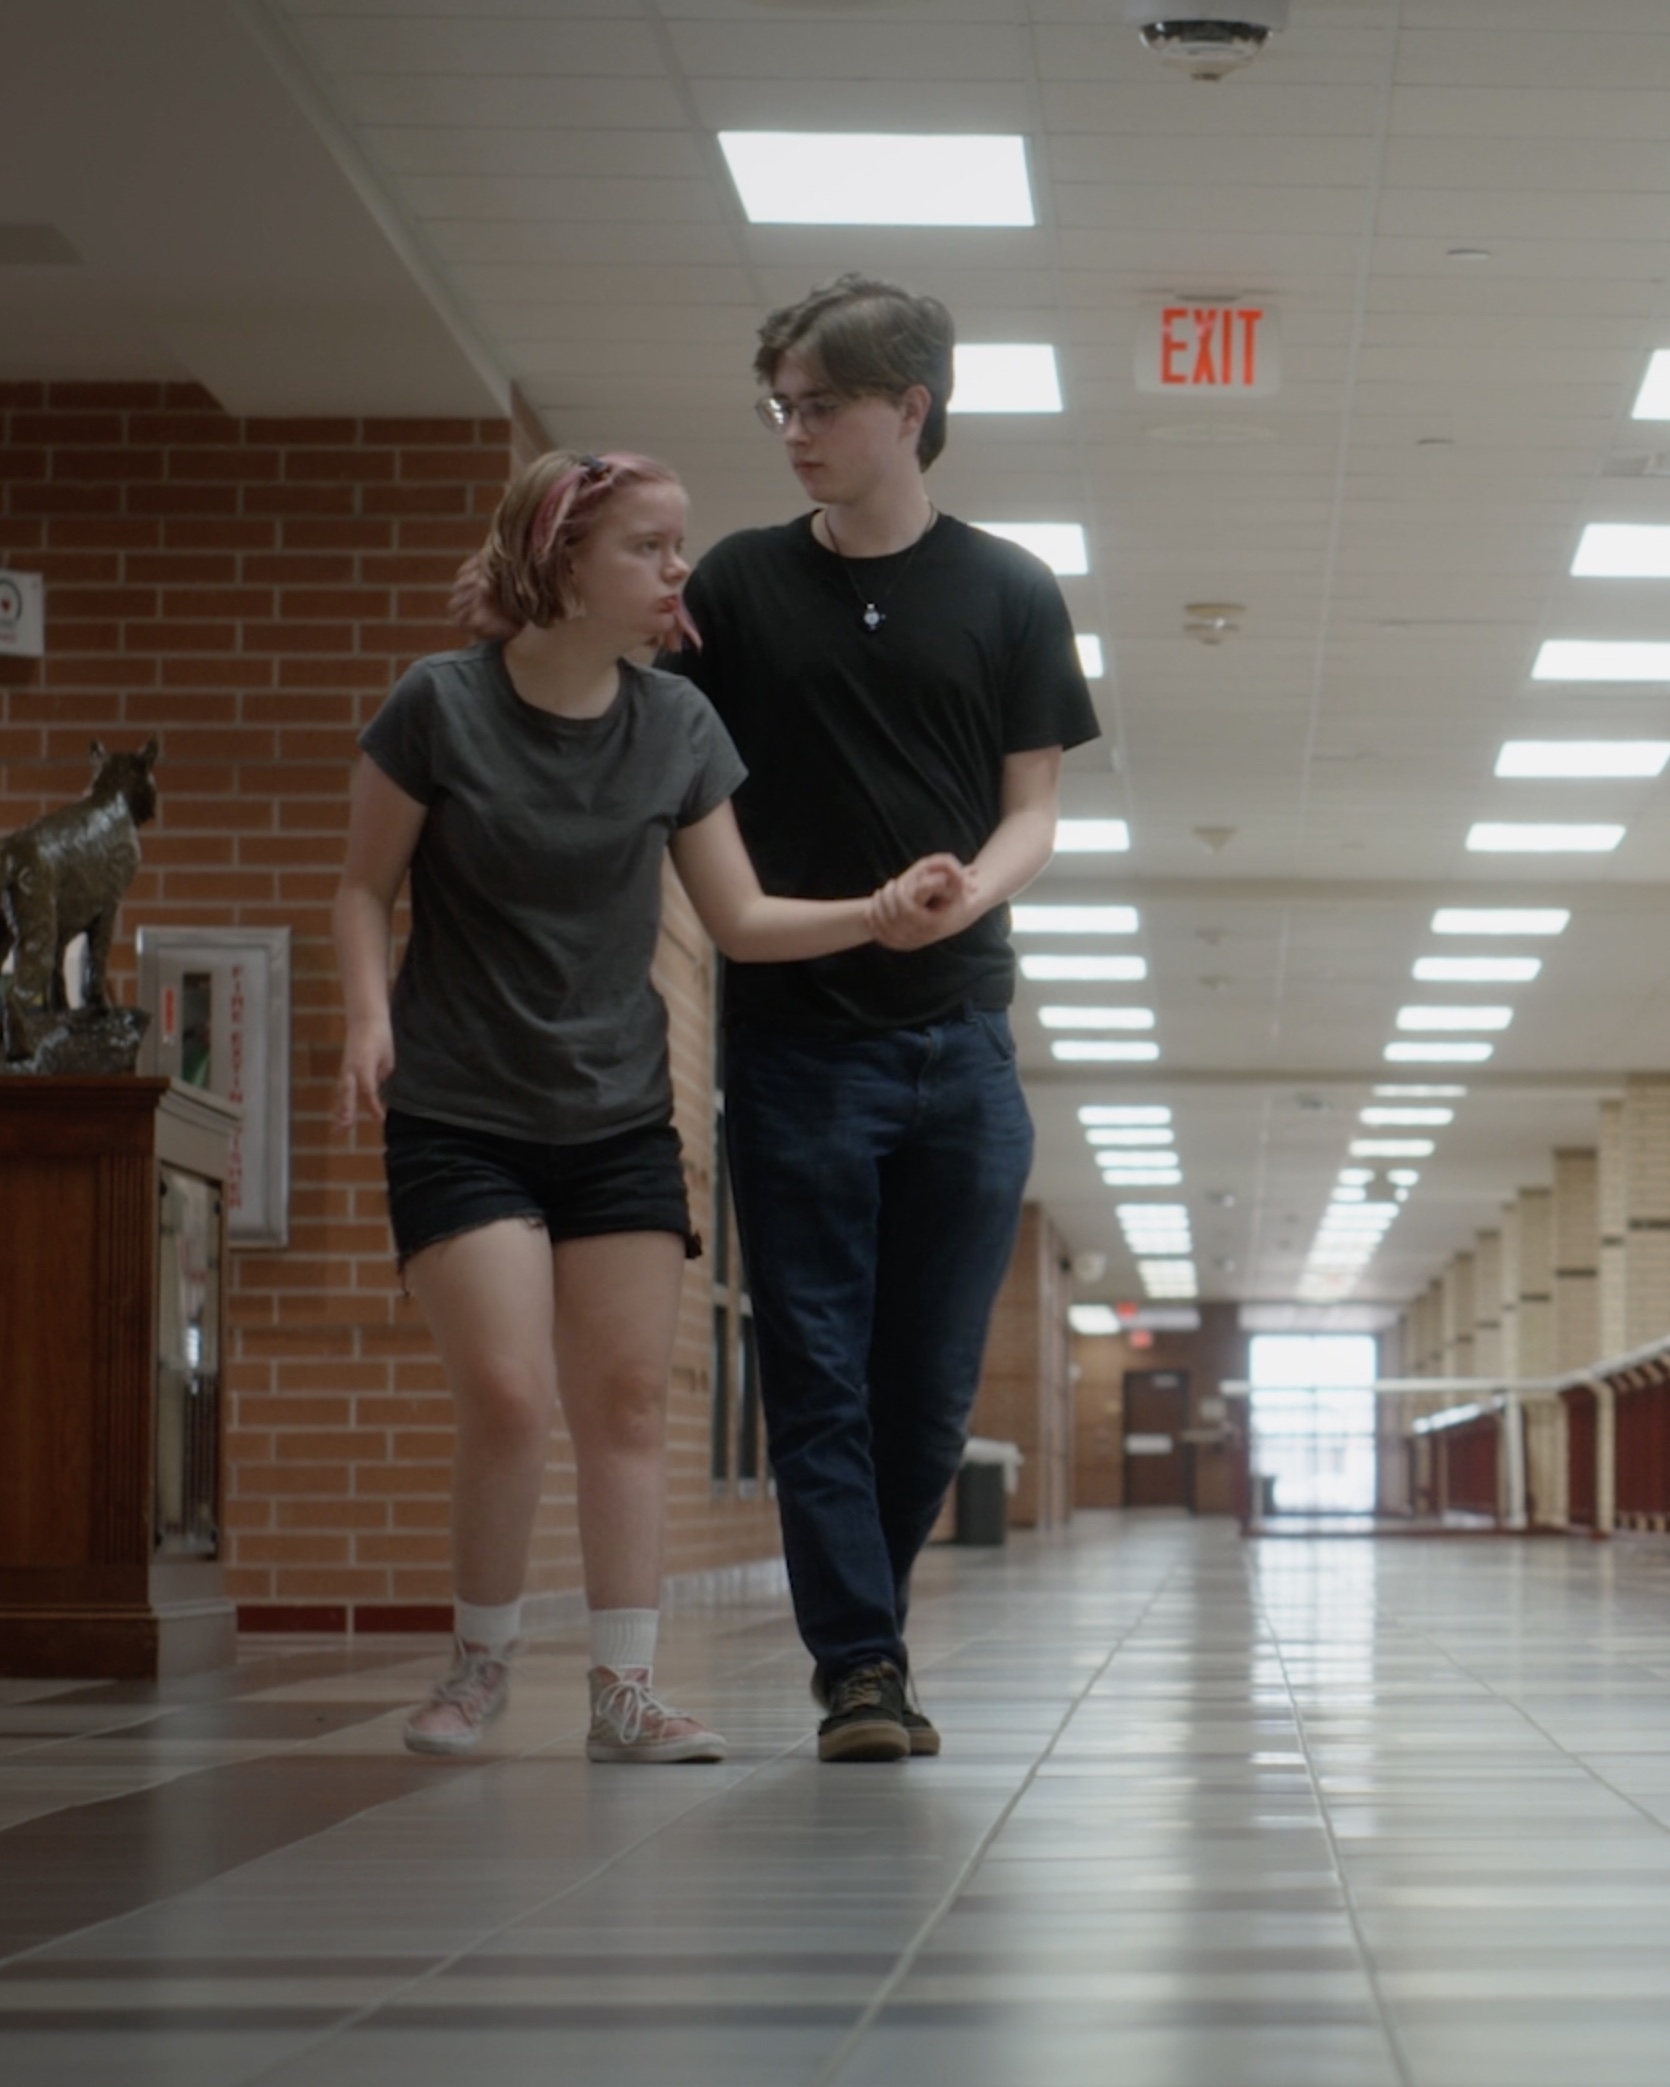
[1533, 640, 1670, 682]
[1414, 957, 1540, 984]
[1116, 1204, 1189, 1222]
[1350, 1138, 1436, 1158]
[1103, 1168, 1182, 1186]
[951, 343, 1062, 413]
[1040, 1005, 1155, 1029]
[1081, 1105, 1171, 1125]
[1631, 349, 1670, 418]
[1013, 905, 1138, 934]
[1332, 1185, 1368, 1203]
[1076, 634, 1105, 679]
[1053, 818, 1129, 853]
[1085, 1128, 1174, 1146]
[1375, 1085, 1466, 1097]
[1068, 1304, 1122, 1335]
[1053, 1040, 1161, 1062]
[1385, 1042, 1495, 1063]
[1431, 909, 1569, 937]
[1397, 1005, 1512, 1031]
[1024, 955, 1147, 982]
[1337, 1168, 1375, 1185]
[1359, 1107, 1453, 1126]
[1098, 1149, 1180, 1169]
[1387, 1169, 1421, 1186]
[717, 132, 1034, 226]
[1467, 822, 1624, 853]
[1496, 739, 1670, 779]
[1571, 524, 1670, 577]
[974, 522, 1089, 575]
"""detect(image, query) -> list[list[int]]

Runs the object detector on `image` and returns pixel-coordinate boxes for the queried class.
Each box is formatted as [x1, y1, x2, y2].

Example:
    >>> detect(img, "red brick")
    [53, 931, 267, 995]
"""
[0, 447, 47, 481]
[12, 485, 119, 517]
[47, 381, 165, 409]
[54, 446, 165, 481]
[244, 485, 357, 518]
[364, 485, 466, 517]
[281, 520, 393, 550]
[0, 382, 46, 407]
[11, 413, 126, 445]
[123, 620, 239, 652]
[398, 447, 504, 484]
[47, 518, 162, 548]
[51, 586, 158, 620]
[245, 418, 359, 445]
[271, 657, 386, 690]
[397, 519, 490, 552]
[162, 519, 276, 550]
[128, 485, 239, 517]
[244, 553, 356, 584]
[170, 447, 281, 483]
[286, 448, 395, 484]
[276, 588, 393, 621]
[241, 621, 355, 654]
[125, 553, 238, 583]
[128, 412, 241, 445]
[165, 656, 277, 688]
[28, 551, 120, 584]
[364, 418, 485, 446]
[159, 587, 274, 619]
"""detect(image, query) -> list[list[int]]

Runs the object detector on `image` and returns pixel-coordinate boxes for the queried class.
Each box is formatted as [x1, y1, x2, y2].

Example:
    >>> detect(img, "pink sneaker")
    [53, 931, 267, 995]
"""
[586, 1666, 727, 1763]
[403, 1639, 514, 1756]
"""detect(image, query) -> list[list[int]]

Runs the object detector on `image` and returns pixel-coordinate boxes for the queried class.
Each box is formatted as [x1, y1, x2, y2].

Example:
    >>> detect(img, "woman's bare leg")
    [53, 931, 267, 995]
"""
[405, 1217, 558, 1607]
[548, 1229, 686, 1610]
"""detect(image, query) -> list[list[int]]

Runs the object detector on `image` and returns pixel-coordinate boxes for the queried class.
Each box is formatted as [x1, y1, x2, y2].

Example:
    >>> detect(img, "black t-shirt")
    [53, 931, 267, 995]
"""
[671, 512, 1101, 1034]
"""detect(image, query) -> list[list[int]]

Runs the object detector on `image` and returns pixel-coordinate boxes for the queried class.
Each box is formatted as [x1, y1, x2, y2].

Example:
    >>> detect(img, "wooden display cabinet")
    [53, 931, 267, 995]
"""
[0, 1076, 239, 1677]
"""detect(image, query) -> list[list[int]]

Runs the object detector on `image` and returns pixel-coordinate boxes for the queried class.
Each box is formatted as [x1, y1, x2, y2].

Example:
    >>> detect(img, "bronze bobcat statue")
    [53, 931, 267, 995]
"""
[0, 738, 158, 1062]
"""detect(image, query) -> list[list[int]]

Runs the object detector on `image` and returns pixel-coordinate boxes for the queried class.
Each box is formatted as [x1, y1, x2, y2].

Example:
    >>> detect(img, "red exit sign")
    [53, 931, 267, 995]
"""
[1135, 302, 1280, 396]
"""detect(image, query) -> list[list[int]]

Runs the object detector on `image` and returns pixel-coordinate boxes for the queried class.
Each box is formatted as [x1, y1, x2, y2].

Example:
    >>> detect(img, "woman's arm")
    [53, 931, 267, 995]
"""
[669, 800, 966, 964]
[867, 746, 1062, 950]
[332, 757, 428, 1126]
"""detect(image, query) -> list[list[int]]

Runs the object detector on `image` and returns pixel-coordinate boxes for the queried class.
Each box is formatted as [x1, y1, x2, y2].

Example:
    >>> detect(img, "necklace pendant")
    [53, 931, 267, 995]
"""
[861, 603, 884, 632]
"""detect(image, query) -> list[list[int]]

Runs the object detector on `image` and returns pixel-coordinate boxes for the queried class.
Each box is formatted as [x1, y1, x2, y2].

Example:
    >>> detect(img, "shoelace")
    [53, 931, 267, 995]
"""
[832, 1665, 894, 1712]
[431, 1652, 504, 1710]
[593, 1672, 685, 1743]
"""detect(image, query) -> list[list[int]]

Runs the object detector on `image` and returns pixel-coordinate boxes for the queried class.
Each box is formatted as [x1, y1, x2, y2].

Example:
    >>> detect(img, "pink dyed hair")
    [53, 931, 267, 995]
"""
[481, 448, 700, 648]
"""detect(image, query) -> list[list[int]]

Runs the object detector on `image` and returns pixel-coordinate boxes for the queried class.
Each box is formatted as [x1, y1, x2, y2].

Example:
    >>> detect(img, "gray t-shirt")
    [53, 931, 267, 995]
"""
[359, 644, 746, 1144]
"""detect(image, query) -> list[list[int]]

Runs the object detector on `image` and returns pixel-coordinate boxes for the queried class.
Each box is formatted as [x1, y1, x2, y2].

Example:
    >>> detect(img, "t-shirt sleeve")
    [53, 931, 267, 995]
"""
[358, 658, 441, 805]
[1000, 560, 1102, 756]
[675, 686, 749, 828]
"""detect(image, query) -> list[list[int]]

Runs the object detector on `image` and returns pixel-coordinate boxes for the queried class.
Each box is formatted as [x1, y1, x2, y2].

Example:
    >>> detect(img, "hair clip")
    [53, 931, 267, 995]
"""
[578, 454, 609, 480]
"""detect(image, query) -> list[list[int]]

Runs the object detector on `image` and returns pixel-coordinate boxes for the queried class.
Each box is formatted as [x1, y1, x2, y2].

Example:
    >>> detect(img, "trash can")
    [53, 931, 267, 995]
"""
[955, 1438, 1023, 1545]
[956, 1459, 1008, 1546]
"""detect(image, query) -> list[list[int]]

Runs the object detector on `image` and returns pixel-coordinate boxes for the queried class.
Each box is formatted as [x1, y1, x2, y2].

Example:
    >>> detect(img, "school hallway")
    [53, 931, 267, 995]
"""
[2, 1515, 1670, 2087]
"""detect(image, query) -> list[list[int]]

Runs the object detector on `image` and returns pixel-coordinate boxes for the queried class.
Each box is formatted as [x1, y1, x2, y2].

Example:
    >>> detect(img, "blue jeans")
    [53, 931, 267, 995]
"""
[723, 1010, 1035, 1686]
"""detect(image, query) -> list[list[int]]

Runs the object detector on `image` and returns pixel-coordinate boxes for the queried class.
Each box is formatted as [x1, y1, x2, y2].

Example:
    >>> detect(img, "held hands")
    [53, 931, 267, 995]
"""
[334, 1018, 396, 1130]
[448, 553, 520, 643]
[866, 853, 982, 951]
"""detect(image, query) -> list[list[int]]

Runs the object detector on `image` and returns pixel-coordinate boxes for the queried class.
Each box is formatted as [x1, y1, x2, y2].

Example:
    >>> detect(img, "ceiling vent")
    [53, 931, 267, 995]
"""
[1125, 2, 1290, 81]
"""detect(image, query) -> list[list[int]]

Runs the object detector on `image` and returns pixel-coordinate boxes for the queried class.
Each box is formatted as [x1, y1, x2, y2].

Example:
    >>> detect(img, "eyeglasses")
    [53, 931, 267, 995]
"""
[754, 392, 849, 435]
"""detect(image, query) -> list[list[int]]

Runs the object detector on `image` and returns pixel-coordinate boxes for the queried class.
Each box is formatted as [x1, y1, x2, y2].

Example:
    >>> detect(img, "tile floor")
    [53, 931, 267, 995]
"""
[4, 1512, 1670, 2085]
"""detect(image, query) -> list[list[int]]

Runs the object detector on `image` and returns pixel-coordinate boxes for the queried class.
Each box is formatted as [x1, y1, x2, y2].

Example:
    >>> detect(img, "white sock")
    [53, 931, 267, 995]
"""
[590, 1608, 659, 1675]
[454, 1597, 522, 1656]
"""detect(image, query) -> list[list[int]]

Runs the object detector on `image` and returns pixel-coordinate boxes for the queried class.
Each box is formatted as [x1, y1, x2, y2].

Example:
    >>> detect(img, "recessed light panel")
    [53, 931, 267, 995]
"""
[1533, 640, 1670, 682]
[1397, 1006, 1512, 1031]
[1431, 909, 1569, 936]
[1103, 1168, 1182, 1186]
[1069, 1304, 1122, 1335]
[1414, 957, 1541, 983]
[1571, 525, 1670, 577]
[974, 522, 1089, 574]
[1384, 1042, 1495, 1062]
[1076, 634, 1105, 679]
[1350, 1138, 1436, 1158]
[1631, 349, 1670, 419]
[1054, 818, 1130, 852]
[1495, 740, 1670, 778]
[1360, 1107, 1454, 1126]
[1039, 1006, 1155, 1029]
[1080, 1106, 1171, 1125]
[1086, 1128, 1174, 1146]
[1466, 823, 1624, 852]
[1052, 1040, 1161, 1062]
[951, 343, 1062, 412]
[718, 132, 1034, 226]
[1375, 1085, 1467, 1098]
[1022, 955, 1147, 981]
[1012, 905, 1138, 934]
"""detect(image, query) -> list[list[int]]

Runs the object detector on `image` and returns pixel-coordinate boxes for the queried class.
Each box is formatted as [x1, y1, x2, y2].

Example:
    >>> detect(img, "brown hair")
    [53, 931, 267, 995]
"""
[479, 449, 695, 641]
[753, 274, 956, 469]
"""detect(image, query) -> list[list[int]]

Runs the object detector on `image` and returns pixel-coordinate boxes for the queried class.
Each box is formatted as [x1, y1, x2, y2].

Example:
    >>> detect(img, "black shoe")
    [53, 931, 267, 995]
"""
[817, 1661, 910, 1761]
[900, 1675, 942, 1757]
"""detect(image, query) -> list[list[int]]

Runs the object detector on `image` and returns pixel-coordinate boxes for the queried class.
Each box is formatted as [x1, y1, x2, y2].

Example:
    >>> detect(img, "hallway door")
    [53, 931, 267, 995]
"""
[1123, 1369, 1190, 1508]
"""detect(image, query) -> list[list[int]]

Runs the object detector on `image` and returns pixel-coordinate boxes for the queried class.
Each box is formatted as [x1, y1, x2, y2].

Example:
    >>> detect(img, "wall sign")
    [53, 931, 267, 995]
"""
[0, 570, 44, 657]
[1135, 303, 1280, 396]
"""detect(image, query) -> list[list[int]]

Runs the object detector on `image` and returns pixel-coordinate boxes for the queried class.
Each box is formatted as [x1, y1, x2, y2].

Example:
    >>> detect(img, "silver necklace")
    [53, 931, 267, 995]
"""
[822, 506, 937, 632]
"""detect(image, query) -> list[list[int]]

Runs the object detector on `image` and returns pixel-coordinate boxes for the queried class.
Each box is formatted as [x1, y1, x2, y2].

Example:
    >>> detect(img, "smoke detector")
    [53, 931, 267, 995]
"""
[1124, 2, 1290, 80]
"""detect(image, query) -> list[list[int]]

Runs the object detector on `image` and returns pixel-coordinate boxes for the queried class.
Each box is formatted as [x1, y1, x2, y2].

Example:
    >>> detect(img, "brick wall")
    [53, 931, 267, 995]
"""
[0, 380, 781, 1630]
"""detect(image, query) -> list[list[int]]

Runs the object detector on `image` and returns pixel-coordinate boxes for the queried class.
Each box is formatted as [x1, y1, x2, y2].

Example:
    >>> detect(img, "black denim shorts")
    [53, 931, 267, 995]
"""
[383, 1109, 699, 1270]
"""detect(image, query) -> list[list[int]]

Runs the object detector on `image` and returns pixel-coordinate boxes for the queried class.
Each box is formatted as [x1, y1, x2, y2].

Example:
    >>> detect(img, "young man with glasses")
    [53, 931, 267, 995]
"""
[678, 274, 1100, 1760]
